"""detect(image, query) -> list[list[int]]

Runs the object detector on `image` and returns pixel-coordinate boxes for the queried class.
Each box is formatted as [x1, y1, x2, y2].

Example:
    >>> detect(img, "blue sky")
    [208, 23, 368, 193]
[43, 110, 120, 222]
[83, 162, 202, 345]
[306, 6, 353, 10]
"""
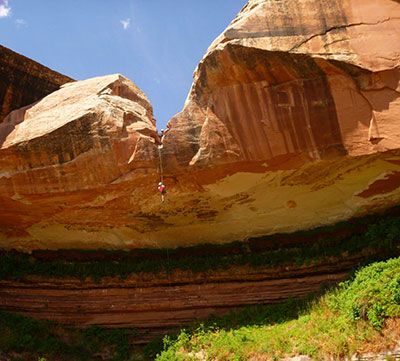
[0, 0, 246, 128]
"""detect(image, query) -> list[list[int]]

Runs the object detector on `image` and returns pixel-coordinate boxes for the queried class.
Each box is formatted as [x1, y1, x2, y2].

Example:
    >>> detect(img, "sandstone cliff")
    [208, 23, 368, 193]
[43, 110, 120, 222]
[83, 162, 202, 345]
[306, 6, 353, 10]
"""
[1, 0, 400, 250]
[0, 45, 73, 122]
[166, 0, 400, 165]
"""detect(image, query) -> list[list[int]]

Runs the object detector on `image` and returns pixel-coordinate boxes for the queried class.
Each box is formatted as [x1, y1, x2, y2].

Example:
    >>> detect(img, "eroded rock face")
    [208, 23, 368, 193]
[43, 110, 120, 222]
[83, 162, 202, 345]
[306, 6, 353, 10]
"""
[165, 0, 400, 167]
[0, 45, 73, 122]
[1, 0, 400, 250]
[0, 259, 350, 335]
[0, 74, 159, 249]
[160, 0, 400, 245]
[1, 74, 157, 193]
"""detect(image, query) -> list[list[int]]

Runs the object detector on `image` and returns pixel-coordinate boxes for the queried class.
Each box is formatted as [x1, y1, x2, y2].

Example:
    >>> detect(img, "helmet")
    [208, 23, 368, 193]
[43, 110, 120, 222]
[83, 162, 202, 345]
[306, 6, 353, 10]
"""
[158, 182, 163, 185]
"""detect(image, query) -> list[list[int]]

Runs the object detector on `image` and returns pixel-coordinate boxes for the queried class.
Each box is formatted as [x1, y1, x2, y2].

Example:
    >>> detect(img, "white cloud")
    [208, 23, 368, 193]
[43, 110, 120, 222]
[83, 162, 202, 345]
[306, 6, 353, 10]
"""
[0, 0, 11, 18]
[15, 18, 27, 27]
[120, 18, 130, 30]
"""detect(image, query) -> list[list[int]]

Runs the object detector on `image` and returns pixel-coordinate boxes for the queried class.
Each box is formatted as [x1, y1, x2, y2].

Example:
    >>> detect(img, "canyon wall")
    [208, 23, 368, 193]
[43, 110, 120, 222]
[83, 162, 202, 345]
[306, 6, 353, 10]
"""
[0, 45, 73, 122]
[165, 0, 400, 166]
[0, 258, 352, 341]
[0, 0, 400, 250]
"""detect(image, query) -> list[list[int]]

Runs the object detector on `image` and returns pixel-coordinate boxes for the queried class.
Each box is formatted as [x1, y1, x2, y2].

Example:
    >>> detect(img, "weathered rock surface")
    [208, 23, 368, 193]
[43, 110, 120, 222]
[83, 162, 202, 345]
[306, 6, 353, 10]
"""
[0, 45, 73, 122]
[162, 0, 400, 246]
[0, 258, 351, 340]
[0, 74, 159, 249]
[1, 0, 400, 250]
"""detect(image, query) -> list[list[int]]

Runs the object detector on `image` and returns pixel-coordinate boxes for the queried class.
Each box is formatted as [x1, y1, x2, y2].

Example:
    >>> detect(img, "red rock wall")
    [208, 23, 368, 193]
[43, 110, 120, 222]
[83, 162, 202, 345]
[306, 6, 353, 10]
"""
[0, 258, 354, 341]
[192, 48, 345, 163]
[164, 0, 400, 168]
[0, 45, 73, 122]
[0, 0, 400, 250]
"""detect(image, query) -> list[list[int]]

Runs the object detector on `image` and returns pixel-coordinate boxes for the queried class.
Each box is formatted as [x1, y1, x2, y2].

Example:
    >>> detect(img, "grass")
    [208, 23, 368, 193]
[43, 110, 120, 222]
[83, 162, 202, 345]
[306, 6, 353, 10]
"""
[1, 208, 400, 282]
[156, 257, 400, 360]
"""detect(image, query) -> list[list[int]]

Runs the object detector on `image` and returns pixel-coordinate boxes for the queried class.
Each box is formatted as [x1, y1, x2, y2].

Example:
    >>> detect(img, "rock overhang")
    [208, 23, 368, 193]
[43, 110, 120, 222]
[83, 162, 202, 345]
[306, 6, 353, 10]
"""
[0, 0, 400, 250]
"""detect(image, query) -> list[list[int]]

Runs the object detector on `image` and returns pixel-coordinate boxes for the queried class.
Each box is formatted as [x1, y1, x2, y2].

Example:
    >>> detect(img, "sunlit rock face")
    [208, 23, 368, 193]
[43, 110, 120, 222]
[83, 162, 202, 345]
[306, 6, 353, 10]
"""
[1, 0, 400, 250]
[165, 0, 400, 166]
[0, 74, 159, 250]
[161, 0, 400, 243]
[0, 45, 73, 122]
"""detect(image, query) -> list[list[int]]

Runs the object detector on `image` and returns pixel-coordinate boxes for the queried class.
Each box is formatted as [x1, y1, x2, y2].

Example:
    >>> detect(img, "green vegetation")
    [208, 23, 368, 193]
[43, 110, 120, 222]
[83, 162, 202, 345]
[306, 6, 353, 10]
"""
[1, 210, 400, 360]
[1, 210, 400, 281]
[156, 257, 400, 360]
[1, 258, 400, 360]
[0, 311, 142, 361]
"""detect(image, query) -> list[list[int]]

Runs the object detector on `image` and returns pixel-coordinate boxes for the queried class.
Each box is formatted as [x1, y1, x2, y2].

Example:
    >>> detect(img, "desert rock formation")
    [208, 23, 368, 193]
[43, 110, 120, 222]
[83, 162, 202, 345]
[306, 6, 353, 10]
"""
[1, 0, 400, 250]
[0, 45, 73, 122]
[0, 259, 351, 341]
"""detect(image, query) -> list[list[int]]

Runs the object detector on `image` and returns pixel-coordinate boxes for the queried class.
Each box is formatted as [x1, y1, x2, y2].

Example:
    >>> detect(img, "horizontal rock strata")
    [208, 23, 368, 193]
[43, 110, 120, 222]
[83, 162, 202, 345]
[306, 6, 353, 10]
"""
[0, 258, 355, 342]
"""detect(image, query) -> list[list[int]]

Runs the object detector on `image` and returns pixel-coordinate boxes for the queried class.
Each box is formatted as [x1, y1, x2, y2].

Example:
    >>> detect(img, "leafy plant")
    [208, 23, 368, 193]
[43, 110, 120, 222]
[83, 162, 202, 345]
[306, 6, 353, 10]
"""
[157, 257, 400, 360]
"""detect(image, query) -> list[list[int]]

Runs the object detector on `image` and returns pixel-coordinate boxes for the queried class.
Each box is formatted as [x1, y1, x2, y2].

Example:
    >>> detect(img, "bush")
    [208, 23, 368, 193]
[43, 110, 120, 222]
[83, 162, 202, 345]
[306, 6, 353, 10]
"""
[329, 257, 400, 330]
[157, 257, 400, 360]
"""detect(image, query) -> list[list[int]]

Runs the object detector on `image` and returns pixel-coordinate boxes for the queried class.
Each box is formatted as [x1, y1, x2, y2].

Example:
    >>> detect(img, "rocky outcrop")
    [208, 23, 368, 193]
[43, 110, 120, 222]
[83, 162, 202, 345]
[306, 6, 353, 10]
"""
[161, 0, 400, 246]
[0, 45, 73, 122]
[0, 258, 352, 341]
[0, 74, 157, 191]
[1, 0, 400, 250]
[0, 74, 159, 249]
[165, 0, 400, 166]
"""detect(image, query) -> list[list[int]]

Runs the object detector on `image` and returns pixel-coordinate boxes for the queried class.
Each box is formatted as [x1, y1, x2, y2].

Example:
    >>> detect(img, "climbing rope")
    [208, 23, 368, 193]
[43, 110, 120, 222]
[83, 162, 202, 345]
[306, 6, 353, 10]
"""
[157, 140, 166, 202]
[156, 134, 172, 309]
[158, 145, 164, 184]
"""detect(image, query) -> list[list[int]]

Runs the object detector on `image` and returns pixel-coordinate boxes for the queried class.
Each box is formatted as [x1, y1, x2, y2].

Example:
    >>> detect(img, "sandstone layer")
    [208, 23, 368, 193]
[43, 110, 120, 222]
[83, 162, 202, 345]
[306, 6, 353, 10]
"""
[0, 45, 73, 122]
[0, 259, 351, 342]
[1, 0, 400, 250]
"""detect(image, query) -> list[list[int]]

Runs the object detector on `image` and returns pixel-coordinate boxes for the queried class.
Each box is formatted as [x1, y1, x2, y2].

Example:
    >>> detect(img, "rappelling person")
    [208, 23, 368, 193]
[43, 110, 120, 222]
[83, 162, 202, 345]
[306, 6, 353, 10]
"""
[157, 127, 168, 202]
[158, 181, 166, 202]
